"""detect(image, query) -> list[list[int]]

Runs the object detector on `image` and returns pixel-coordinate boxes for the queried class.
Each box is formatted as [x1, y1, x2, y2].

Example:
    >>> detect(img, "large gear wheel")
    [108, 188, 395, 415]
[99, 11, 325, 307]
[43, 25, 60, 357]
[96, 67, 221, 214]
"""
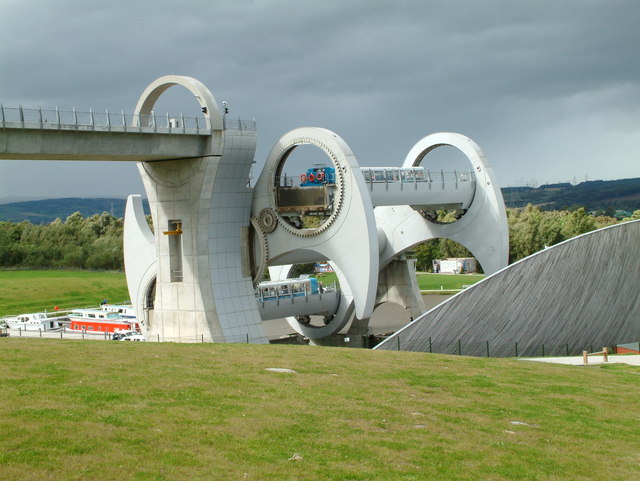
[272, 138, 347, 238]
[257, 207, 278, 233]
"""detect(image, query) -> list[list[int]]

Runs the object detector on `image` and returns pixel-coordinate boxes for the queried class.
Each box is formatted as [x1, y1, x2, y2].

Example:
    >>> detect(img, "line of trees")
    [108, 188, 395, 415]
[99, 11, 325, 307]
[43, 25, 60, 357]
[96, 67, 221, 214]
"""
[0, 212, 124, 270]
[0, 206, 638, 273]
[412, 206, 640, 272]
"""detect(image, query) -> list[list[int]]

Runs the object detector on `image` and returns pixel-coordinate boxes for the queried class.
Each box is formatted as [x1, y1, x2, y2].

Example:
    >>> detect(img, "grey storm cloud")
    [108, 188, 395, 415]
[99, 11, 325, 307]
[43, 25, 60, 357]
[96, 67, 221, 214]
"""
[1, 0, 639, 200]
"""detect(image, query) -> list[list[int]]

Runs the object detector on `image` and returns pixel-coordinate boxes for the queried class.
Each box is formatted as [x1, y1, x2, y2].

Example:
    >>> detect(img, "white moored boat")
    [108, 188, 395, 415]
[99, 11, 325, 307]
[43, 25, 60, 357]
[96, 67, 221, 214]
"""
[3, 312, 66, 331]
[100, 304, 136, 318]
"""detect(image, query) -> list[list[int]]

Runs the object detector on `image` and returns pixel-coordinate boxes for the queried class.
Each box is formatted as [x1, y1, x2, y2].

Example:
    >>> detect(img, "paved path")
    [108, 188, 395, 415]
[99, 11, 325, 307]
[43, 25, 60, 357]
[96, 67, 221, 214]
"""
[523, 355, 640, 366]
[4, 328, 113, 341]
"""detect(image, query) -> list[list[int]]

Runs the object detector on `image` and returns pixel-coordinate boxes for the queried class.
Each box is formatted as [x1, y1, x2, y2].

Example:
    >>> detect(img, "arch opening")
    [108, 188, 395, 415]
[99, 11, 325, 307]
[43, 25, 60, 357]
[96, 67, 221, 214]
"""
[273, 143, 341, 232]
[133, 75, 223, 131]
[141, 87, 209, 130]
[411, 238, 483, 274]
[261, 262, 340, 329]
[410, 144, 477, 225]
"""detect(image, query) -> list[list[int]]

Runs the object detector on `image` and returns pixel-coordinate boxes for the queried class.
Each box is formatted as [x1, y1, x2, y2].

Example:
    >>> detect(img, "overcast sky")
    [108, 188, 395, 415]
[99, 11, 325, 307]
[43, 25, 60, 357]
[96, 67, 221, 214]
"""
[1, 0, 639, 201]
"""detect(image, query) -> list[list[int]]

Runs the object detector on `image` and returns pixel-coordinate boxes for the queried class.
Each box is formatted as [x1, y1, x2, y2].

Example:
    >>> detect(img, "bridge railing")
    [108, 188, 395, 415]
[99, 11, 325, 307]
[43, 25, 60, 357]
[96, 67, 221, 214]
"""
[0, 105, 255, 134]
[359, 167, 475, 190]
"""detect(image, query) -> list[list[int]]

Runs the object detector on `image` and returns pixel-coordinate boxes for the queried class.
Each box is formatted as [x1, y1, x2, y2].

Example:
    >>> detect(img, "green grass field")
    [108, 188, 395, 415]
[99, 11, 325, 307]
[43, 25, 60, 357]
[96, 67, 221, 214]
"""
[0, 270, 129, 316]
[416, 273, 485, 291]
[0, 339, 638, 480]
[0, 270, 480, 318]
[313, 272, 485, 292]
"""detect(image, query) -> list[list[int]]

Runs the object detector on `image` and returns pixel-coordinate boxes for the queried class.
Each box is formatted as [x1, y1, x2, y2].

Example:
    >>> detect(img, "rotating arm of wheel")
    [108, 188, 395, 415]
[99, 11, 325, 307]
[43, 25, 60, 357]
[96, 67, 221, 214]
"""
[386, 132, 509, 274]
[252, 127, 379, 320]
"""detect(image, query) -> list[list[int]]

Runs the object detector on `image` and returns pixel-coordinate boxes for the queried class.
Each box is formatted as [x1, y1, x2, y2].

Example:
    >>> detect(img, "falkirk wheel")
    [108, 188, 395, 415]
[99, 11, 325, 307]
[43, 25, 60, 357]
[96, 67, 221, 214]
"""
[121, 75, 509, 345]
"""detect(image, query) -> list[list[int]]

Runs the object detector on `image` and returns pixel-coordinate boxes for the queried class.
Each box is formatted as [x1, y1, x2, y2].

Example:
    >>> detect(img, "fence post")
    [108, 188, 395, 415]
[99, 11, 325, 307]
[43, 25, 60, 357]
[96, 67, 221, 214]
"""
[458, 339, 462, 356]
[397, 335, 400, 351]
[19, 328, 21, 337]
[429, 337, 432, 353]
[60, 330, 63, 339]
[39, 328, 42, 338]
[565, 343, 569, 356]
[515, 342, 518, 357]
[157, 334, 160, 343]
[246, 333, 249, 344]
[542, 344, 545, 357]
[486, 341, 490, 358]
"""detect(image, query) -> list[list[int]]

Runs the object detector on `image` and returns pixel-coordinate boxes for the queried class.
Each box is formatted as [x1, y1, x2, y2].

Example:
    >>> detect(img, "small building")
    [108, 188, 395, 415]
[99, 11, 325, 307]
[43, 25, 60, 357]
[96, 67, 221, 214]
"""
[433, 257, 477, 274]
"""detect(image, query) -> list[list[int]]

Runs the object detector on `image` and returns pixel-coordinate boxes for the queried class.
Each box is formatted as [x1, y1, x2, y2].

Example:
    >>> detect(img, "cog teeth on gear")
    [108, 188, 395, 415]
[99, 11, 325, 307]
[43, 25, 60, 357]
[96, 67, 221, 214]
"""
[257, 208, 278, 233]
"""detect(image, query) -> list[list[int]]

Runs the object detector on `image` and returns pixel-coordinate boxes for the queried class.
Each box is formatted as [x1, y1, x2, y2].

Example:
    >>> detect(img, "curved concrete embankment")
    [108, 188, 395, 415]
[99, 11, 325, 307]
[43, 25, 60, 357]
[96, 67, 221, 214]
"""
[376, 220, 640, 357]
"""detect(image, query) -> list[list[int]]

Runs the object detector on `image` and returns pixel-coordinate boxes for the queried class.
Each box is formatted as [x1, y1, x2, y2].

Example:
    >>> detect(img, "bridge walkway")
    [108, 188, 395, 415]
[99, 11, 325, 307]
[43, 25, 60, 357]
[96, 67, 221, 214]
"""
[358, 167, 476, 210]
[0, 105, 255, 161]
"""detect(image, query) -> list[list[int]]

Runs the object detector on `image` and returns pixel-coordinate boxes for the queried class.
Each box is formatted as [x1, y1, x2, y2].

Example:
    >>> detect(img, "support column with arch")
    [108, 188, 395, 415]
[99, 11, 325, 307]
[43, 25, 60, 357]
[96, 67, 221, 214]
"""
[124, 75, 267, 343]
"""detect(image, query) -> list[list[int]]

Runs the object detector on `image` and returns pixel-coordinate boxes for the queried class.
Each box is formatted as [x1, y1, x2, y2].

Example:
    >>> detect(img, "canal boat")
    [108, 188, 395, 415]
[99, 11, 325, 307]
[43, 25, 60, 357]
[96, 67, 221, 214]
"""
[3, 312, 65, 331]
[67, 308, 139, 334]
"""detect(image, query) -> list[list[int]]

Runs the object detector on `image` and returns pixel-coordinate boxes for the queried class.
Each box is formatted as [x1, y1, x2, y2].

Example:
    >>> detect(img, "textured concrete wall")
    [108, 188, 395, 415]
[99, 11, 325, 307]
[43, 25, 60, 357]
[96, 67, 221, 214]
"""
[376, 220, 640, 356]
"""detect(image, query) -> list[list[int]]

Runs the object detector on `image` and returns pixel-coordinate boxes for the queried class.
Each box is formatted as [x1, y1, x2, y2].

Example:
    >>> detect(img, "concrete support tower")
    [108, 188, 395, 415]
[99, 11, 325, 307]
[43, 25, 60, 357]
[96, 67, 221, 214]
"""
[124, 76, 267, 343]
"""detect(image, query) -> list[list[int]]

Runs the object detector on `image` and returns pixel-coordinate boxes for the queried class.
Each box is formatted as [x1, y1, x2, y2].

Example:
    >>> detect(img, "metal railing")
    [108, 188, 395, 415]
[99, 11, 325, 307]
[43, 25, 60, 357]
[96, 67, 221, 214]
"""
[359, 167, 474, 190]
[0, 105, 255, 134]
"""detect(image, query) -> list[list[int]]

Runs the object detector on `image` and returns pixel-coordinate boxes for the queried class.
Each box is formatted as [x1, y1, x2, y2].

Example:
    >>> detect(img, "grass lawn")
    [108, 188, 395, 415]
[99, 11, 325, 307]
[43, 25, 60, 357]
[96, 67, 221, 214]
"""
[0, 270, 129, 316]
[314, 271, 338, 286]
[0, 339, 638, 480]
[417, 273, 485, 291]
[0, 270, 483, 317]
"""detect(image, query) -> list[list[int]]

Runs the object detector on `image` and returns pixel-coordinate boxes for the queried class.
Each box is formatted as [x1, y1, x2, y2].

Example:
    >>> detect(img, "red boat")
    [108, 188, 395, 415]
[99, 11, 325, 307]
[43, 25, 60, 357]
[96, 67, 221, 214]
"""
[68, 308, 139, 334]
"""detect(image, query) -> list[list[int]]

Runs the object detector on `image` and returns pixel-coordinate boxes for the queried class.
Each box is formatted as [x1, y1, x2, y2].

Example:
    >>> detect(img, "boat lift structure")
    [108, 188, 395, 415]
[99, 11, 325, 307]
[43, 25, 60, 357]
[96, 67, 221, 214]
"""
[0, 75, 508, 345]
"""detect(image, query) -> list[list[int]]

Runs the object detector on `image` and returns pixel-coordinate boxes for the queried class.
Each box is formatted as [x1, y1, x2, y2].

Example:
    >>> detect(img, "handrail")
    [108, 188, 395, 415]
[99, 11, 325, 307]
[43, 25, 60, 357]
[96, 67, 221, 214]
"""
[359, 167, 475, 187]
[0, 105, 256, 134]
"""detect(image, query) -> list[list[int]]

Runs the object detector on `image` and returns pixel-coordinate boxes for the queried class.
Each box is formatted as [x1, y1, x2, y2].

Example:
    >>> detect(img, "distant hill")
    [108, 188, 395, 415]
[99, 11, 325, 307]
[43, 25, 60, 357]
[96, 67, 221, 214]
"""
[0, 177, 639, 223]
[0, 198, 149, 223]
[501, 177, 640, 213]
